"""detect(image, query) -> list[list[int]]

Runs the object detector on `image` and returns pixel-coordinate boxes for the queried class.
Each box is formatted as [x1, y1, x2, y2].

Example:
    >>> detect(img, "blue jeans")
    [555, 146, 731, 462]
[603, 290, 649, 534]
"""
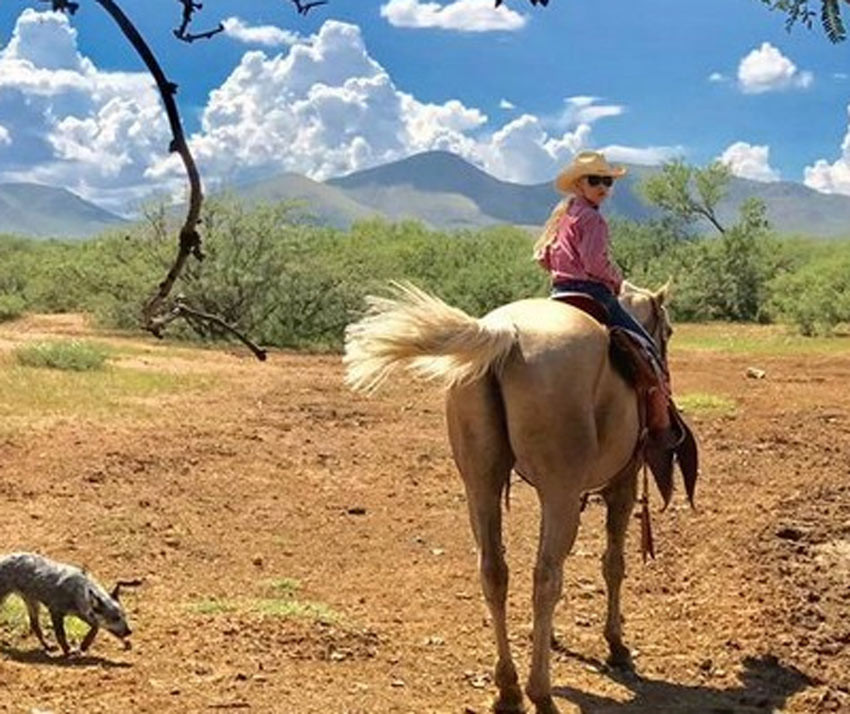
[552, 279, 661, 362]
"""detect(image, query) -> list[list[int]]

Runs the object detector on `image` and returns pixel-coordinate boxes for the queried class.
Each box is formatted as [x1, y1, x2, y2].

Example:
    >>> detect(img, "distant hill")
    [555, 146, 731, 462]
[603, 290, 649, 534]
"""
[225, 172, 380, 228]
[4, 151, 850, 239]
[0, 183, 127, 239]
[327, 151, 656, 227]
[325, 151, 850, 238]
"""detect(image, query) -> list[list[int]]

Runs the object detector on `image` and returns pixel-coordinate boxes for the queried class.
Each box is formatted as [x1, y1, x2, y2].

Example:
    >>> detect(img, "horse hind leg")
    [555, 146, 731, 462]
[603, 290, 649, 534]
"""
[525, 491, 582, 714]
[447, 380, 523, 714]
[601, 469, 638, 668]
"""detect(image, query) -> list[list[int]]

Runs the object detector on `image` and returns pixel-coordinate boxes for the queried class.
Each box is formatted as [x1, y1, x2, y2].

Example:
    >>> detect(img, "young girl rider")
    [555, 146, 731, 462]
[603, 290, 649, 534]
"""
[533, 150, 675, 447]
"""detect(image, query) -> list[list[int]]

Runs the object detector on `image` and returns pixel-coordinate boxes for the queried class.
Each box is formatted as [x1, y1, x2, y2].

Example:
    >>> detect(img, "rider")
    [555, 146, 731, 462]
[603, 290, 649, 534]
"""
[533, 150, 675, 447]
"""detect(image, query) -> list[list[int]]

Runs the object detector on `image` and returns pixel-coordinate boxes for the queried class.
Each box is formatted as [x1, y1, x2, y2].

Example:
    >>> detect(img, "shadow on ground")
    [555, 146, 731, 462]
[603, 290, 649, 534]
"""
[553, 652, 812, 713]
[0, 644, 131, 669]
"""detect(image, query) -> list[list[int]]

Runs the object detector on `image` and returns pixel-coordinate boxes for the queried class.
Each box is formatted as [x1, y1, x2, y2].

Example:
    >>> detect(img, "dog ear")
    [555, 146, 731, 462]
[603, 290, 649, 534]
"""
[110, 583, 121, 601]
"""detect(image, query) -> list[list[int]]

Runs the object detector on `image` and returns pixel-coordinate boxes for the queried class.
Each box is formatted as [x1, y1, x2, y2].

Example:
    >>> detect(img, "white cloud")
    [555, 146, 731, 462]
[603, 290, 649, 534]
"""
[718, 141, 781, 182]
[222, 17, 300, 47]
[0, 9, 170, 211]
[834, 72, 848, 80]
[499, 98, 515, 110]
[804, 104, 850, 195]
[555, 96, 623, 128]
[474, 114, 591, 183]
[0, 124, 10, 146]
[380, 0, 527, 32]
[601, 144, 684, 166]
[1, 11, 680, 210]
[737, 42, 813, 94]
[708, 72, 726, 83]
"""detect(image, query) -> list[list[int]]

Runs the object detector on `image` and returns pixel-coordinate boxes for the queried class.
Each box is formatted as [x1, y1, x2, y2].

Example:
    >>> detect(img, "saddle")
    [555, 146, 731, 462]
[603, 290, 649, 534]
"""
[553, 291, 699, 513]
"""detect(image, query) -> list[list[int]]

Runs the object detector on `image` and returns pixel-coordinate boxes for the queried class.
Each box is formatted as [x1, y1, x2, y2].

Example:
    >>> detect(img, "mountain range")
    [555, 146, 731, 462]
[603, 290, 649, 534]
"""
[3, 151, 850, 239]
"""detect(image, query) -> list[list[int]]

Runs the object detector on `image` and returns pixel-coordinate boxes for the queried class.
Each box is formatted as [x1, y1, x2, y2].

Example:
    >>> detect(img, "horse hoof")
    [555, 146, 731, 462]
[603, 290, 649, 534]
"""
[531, 697, 560, 714]
[606, 643, 634, 671]
[492, 690, 526, 713]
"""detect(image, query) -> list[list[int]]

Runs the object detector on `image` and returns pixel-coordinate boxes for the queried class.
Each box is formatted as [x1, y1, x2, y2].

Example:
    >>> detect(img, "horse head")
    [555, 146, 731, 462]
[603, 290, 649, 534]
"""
[619, 280, 673, 362]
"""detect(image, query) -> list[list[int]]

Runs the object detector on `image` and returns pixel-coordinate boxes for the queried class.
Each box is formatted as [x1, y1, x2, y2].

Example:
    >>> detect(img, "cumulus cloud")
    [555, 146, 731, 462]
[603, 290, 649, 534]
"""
[499, 98, 515, 110]
[222, 17, 300, 46]
[737, 42, 813, 94]
[159, 26, 661, 187]
[804, 105, 850, 195]
[380, 0, 526, 32]
[1, 10, 679, 210]
[708, 72, 727, 83]
[718, 141, 781, 182]
[0, 9, 171, 211]
[474, 114, 591, 183]
[0, 124, 10, 146]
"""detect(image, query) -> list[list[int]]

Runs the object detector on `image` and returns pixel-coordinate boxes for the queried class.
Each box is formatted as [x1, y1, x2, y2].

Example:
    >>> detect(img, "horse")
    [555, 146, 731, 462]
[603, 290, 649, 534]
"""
[344, 281, 677, 714]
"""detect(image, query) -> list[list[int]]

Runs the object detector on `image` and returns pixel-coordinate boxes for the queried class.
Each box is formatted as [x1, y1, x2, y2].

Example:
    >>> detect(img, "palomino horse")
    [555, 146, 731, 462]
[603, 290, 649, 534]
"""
[344, 281, 675, 714]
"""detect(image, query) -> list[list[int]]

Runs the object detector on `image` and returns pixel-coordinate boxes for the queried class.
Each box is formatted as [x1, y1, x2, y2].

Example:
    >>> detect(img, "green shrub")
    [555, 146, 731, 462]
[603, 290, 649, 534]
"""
[0, 293, 25, 322]
[768, 251, 850, 335]
[14, 340, 109, 371]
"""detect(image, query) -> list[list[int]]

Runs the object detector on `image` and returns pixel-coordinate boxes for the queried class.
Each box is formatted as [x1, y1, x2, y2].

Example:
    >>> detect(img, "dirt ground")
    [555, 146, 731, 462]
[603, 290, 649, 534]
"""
[0, 315, 849, 714]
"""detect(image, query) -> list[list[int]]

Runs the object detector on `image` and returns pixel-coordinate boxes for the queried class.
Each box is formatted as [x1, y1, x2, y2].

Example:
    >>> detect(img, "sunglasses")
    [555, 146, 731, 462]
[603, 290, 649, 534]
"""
[585, 175, 614, 187]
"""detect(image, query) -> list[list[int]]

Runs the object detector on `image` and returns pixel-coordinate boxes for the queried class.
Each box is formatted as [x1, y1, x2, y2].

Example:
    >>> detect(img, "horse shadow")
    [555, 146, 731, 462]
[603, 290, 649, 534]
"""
[552, 648, 813, 713]
[0, 643, 131, 668]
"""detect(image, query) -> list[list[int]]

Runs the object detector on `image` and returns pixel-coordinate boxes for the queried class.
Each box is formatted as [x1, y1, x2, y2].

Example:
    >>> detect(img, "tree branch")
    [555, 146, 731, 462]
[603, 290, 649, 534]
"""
[151, 299, 268, 361]
[173, 0, 224, 43]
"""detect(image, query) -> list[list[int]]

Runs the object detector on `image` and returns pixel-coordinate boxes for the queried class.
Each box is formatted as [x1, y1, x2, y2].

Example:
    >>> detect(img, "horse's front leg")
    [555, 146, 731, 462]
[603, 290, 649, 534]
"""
[526, 494, 581, 714]
[601, 469, 638, 668]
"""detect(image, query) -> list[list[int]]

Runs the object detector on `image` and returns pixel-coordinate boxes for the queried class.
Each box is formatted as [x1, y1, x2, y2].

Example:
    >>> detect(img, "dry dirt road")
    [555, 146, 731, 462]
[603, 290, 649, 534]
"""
[0, 315, 848, 713]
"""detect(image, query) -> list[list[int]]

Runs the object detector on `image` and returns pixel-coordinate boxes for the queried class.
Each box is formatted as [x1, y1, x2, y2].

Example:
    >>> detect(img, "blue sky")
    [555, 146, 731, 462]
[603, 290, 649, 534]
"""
[0, 0, 848, 213]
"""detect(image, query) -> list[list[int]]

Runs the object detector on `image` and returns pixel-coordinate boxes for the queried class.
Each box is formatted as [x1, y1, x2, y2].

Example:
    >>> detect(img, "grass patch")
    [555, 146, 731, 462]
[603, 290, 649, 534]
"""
[673, 323, 850, 356]
[677, 392, 737, 416]
[13, 340, 109, 371]
[188, 599, 239, 615]
[188, 579, 338, 624]
[0, 595, 89, 641]
[0, 362, 213, 421]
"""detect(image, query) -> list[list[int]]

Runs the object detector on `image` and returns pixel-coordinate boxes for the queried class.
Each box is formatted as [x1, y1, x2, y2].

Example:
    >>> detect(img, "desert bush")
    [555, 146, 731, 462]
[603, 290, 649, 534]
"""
[768, 248, 850, 335]
[0, 293, 25, 322]
[14, 340, 108, 371]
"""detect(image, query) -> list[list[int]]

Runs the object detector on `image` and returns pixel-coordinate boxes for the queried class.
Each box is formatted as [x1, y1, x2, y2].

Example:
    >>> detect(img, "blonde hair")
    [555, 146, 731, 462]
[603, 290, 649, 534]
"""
[533, 196, 574, 258]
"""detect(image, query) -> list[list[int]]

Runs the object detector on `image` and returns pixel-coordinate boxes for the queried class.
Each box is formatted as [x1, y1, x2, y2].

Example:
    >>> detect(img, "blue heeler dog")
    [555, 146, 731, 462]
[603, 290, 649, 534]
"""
[0, 552, 136, 656]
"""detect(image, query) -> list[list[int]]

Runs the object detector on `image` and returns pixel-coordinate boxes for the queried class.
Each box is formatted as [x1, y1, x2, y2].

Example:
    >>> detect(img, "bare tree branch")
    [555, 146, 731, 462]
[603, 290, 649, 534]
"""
[151, 299, 268, 361]
[88, 2, 206, 324]
[290, 0, 329, 15]
[173, 0, 224, 43]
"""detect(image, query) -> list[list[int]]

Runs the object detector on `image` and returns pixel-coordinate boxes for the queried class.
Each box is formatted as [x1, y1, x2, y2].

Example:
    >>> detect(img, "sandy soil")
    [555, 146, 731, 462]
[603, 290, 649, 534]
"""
[0, 315, 848, 713]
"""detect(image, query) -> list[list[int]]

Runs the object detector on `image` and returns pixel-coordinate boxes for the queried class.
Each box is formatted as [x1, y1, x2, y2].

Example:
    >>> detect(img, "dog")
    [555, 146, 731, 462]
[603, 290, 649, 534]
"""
[0, 552, 137, 656]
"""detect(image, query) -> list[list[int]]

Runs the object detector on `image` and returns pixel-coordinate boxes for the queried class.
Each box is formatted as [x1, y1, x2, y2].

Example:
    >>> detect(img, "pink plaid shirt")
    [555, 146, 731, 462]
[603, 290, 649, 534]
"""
[538, 196, 623, 294]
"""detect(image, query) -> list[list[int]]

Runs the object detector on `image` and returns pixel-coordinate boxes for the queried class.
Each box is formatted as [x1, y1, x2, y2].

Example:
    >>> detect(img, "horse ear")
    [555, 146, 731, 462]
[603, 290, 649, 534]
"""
[655, 279, 673, 306]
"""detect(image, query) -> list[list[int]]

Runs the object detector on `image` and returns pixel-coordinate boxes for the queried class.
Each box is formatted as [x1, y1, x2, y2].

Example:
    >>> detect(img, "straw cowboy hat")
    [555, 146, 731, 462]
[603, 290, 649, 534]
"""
[555, 150, 627, 194]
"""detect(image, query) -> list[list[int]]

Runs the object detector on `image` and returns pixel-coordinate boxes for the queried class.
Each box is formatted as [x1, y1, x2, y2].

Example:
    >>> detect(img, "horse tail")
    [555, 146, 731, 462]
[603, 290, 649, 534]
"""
[344, 281, 517, 393]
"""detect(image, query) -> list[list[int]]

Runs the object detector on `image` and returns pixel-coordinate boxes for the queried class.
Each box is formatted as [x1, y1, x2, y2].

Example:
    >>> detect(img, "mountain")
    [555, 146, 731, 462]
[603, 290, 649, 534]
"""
[224, 172, 380, 228]
[327, 151, 656, 227]
[5, 152, 850, 239]
[0, 183, 127, 239]
[325, 151, 850, 238]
